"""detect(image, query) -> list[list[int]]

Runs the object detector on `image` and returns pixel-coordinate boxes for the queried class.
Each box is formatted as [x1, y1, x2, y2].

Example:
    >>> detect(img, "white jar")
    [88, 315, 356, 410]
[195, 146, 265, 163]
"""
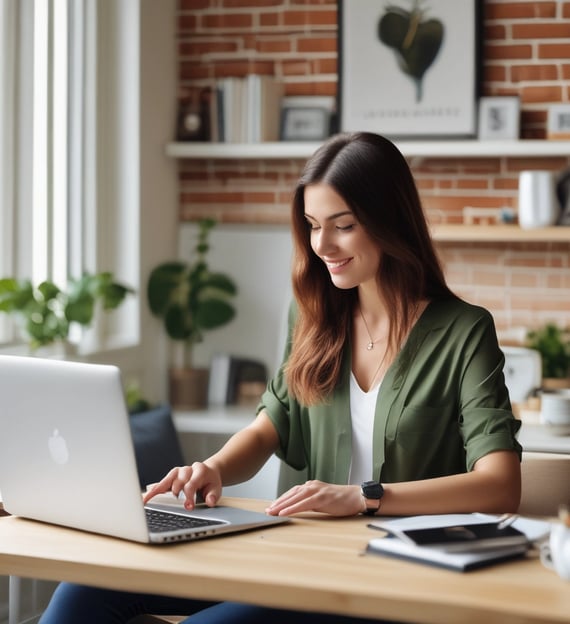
[518, 170, 560, 229]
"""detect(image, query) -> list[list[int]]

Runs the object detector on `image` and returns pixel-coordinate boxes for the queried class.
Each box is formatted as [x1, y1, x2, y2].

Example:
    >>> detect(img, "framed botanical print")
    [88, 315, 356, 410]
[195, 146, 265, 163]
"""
[338, 0, 482, 139]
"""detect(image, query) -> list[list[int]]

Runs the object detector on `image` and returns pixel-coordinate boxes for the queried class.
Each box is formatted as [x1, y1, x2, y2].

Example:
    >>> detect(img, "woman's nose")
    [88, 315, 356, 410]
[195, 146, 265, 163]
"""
[313, 229, 333, 256]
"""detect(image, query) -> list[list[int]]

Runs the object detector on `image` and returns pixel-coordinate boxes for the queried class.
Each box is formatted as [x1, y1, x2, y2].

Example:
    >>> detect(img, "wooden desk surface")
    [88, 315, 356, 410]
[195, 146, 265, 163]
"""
[0, 498, 568, 624]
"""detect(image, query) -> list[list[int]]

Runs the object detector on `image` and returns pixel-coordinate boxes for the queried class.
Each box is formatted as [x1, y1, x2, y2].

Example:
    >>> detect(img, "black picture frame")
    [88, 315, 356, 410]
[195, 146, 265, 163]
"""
[338, 0, 482, 139]
[176, 86, 212, 142]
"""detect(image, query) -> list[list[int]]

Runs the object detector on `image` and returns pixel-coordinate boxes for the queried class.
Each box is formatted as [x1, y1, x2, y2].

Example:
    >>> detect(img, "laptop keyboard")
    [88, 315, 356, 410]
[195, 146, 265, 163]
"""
[145, 508, 225, 533]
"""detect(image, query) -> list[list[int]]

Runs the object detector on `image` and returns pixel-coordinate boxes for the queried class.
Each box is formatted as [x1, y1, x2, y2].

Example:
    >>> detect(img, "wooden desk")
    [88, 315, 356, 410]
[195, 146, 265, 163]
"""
[0, 498, 569, 624]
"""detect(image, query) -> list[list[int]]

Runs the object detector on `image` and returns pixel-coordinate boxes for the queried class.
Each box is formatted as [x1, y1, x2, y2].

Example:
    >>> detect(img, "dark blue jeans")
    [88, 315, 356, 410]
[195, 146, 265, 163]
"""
[38, 582, 390, 623]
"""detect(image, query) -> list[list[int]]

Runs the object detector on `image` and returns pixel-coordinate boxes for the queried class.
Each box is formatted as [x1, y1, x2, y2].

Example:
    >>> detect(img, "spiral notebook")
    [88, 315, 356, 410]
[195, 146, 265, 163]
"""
[366, 513, 550, 572]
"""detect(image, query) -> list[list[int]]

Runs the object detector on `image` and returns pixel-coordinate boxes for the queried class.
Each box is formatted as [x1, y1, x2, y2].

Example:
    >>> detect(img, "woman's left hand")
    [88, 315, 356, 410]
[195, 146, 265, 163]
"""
[265, 480, 364, 517]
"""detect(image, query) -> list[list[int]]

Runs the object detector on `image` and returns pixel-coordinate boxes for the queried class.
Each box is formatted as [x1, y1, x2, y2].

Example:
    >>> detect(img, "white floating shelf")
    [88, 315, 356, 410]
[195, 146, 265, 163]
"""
[166, 140, 570, 160]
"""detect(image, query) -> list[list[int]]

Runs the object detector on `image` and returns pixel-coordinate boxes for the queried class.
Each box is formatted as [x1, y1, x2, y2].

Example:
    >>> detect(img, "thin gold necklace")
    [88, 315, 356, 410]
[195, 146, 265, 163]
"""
[359, 307, 383, 351]
[368, 344, 389, 390]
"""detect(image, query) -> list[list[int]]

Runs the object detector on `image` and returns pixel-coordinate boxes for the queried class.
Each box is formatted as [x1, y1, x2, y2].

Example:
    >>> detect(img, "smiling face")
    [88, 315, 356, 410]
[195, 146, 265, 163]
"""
[304, 183, 381, 291]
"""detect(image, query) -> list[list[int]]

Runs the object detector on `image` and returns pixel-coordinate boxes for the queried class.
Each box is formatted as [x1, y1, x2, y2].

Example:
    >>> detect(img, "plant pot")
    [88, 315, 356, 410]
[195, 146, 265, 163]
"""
[169, 367, 209, 409]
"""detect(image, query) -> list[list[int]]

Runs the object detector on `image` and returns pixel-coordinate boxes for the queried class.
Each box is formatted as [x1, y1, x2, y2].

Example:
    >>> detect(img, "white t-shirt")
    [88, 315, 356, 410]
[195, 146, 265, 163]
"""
[347, 372, 382, 485]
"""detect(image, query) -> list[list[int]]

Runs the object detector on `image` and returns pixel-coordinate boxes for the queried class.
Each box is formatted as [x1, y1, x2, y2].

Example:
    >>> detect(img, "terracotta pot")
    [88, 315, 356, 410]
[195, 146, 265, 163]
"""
[169, 367, 209, 409]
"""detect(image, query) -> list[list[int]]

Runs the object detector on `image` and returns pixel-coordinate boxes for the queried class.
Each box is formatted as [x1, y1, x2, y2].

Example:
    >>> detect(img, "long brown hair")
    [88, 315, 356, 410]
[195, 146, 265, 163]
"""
[285, 132, 455, 405]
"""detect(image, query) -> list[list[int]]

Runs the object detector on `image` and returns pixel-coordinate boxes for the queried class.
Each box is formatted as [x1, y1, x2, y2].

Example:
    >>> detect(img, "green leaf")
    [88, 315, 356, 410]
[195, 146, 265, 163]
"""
[526, 323, 570, 379]
[147, 263, 187, 315]
[195, 299, 236, 330]
[0, 271, 133, 348]
[0, 279, 34, 312]
[67, 274, 94, 300]
[164, 303, 194, 341]
[145, 219, 237, 358]
[203, 273, 237, 295]
[65, 292, 95, 325]
[37, 281, 61, 302]
[26, 308, 68, 348]
[100, 283, 132, 310]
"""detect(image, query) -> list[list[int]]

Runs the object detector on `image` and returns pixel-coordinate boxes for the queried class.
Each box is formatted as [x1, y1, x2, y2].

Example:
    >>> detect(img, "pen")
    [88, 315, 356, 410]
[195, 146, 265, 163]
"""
[497, 513, 518, 530]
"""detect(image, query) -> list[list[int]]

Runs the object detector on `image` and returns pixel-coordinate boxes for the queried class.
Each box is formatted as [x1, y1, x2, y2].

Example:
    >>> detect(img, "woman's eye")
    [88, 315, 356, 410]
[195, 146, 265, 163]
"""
[306, 222, 320, 231]
[337, 224, 355, 231]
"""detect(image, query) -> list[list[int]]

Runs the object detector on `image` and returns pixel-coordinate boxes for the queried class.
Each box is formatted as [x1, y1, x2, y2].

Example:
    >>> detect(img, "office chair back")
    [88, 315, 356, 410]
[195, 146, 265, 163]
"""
[129, 404, 185, 489]
[519, 451, 570, 516]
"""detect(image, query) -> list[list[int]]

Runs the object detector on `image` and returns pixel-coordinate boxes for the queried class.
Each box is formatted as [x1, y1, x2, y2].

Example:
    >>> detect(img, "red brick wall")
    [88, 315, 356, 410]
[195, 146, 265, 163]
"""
[174, 0, 570, 337]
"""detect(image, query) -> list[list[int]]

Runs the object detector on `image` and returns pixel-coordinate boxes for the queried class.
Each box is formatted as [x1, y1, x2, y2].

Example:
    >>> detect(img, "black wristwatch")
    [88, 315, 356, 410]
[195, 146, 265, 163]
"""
[361, 480, 384, 516]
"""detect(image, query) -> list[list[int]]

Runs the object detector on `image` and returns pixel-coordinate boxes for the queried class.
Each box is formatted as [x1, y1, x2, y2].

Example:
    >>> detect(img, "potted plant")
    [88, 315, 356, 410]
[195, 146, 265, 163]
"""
[147, 218, 237, 408]
[0, 271, 133, 353]
[526, 322, 570, 390]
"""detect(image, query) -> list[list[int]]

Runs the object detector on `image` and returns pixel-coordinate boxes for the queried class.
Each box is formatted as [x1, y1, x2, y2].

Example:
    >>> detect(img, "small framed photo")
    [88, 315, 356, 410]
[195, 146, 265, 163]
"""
[280, 97, 334, 141]
[547, 104, 570, 140]
[176, 86, 212, 142]
[477, 96, 520, 140]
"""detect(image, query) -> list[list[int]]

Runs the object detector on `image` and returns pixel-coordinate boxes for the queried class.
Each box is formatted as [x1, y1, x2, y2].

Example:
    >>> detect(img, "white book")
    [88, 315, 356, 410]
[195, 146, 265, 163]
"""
[208, 354, 268, 406]
[207, 354, 232, 406]
[260, 77, 283, 142]
[246, 74, 260, 143]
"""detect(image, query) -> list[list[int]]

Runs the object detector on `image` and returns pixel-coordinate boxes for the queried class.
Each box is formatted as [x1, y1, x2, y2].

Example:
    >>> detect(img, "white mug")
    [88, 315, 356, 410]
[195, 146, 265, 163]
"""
[518, 170, 560, 229]
[540, 390, 570, 427]
[540, 522, 570, 581]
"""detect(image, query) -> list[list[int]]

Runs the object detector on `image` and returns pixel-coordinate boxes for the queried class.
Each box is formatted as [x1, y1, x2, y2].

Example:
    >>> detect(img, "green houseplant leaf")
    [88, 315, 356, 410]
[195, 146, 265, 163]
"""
[526, 323, 570, 380]
[0, 272, 134, 350]
[0, 278, 34, 312]
[146, 219, 237, 368]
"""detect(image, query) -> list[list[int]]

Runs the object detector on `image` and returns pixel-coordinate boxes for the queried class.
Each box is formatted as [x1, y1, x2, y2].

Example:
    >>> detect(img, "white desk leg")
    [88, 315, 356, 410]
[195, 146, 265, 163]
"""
[8, 575, 21, 624]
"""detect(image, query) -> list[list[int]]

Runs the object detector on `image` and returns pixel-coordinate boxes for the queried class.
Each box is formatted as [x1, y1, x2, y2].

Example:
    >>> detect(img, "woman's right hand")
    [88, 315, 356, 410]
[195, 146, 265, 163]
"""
[142, 461, 222, 510]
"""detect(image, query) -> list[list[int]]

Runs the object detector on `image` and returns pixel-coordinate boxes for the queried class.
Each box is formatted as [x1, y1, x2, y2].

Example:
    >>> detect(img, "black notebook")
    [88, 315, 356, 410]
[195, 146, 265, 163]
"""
[381, 521, 529, 553]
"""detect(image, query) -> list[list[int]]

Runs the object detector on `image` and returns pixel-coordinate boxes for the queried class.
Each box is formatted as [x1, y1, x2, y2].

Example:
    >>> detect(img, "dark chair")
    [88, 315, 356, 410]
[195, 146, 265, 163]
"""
[129, 404, 185, 489]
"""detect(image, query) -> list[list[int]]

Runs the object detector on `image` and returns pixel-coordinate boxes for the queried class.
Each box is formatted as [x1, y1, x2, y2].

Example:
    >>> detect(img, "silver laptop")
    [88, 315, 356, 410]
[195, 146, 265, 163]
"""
[0, 354, 288, 543]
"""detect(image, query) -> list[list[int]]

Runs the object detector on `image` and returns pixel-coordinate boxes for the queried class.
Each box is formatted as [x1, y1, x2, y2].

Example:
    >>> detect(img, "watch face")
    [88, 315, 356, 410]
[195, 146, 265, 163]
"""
[362, 480, 383, 499]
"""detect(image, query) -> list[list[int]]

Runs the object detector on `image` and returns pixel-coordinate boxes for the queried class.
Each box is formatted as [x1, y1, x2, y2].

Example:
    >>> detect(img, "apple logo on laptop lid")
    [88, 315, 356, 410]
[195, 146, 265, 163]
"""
[48, 429, 69, 465]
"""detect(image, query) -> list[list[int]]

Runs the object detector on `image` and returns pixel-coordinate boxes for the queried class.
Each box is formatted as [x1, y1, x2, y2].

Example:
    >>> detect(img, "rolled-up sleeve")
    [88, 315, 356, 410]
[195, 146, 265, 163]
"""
[457, 310, 522, 470]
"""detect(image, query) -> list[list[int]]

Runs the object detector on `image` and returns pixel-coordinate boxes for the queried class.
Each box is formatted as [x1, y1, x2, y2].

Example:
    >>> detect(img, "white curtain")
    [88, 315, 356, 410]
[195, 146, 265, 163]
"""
[0, 0, 140, 354]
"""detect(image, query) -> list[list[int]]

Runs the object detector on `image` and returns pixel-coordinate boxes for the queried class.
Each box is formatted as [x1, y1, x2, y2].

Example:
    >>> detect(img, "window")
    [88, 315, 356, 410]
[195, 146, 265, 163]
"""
[0, 0, 140, 354]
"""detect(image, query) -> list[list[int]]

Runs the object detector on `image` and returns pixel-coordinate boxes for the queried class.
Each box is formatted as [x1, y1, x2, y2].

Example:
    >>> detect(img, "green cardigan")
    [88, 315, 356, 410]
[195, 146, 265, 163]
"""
[257, 298, 522, 488]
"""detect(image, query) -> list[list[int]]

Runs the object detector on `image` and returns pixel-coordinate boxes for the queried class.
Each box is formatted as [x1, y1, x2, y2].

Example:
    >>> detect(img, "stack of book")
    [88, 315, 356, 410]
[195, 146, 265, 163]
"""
[366, 513, 549, 572]
[212, 75, 284, 143]
[208, 354, 268, 407]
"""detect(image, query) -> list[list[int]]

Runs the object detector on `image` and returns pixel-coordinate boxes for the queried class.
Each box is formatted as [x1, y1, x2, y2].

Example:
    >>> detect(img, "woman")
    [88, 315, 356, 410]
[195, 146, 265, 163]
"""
[39, 132, 522, 624]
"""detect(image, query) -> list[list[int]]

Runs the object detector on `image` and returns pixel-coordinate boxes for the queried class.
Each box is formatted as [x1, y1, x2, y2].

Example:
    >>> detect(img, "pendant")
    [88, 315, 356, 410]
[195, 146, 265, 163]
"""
[367, 342, 374, 351]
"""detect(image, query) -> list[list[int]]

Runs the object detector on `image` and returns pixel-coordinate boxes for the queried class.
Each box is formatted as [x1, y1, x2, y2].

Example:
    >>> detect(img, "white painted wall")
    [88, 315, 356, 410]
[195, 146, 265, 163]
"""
[137, 0, 179, 402]
[180, 223, 294, 377]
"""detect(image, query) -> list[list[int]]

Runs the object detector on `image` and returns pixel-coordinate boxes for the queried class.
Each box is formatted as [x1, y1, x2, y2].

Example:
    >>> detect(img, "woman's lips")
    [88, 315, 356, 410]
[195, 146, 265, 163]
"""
[324, 258, 352, 274]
